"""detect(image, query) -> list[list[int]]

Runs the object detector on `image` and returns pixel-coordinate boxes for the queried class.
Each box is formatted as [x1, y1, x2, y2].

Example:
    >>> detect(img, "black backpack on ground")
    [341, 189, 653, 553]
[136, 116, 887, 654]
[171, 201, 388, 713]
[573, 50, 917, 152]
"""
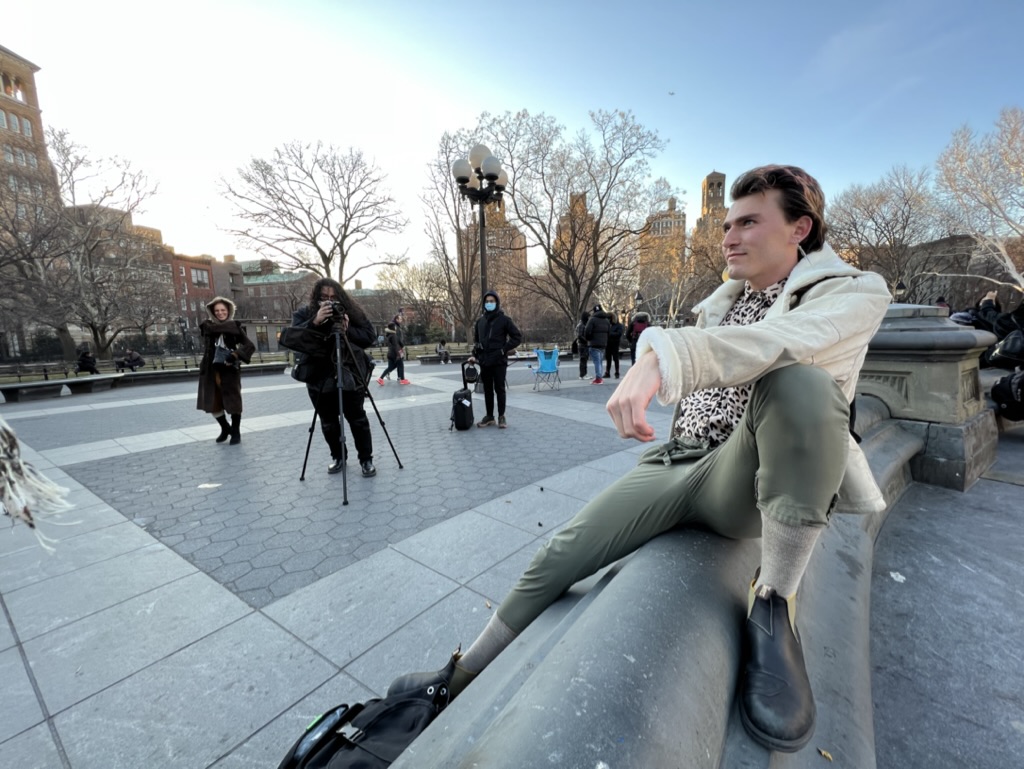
[277, 679, 451, 768]
[992, 369, 1024, 421]
[450, 362, 476, 431]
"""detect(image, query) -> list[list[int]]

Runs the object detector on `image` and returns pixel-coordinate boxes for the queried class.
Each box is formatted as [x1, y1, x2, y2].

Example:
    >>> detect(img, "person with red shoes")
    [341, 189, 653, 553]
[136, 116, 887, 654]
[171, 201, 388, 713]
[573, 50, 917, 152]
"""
[584, 304, 611, 384]
[377, 312, 411, 386]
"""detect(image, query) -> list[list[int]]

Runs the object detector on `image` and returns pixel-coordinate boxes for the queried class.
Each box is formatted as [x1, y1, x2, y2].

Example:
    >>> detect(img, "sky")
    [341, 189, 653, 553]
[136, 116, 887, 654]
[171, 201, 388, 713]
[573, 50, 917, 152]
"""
[4, 0, 1022, 287]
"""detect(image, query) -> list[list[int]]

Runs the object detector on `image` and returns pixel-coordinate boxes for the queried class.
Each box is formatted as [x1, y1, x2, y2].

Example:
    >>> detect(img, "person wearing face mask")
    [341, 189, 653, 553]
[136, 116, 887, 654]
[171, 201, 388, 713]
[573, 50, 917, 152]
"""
[468, 290, 522, 429]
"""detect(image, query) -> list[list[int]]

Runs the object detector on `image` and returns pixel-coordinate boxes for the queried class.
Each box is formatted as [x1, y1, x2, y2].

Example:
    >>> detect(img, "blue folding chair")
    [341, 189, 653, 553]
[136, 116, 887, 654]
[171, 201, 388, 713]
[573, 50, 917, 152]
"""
[532, 348, 561, 391]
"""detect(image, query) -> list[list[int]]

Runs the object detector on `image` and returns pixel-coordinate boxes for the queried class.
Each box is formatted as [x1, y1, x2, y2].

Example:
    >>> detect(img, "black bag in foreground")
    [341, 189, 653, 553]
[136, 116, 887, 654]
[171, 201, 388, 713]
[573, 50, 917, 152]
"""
[277, 659, 454, 769]
[450, 361, 475, 431]
[992, 369, 1024, 421]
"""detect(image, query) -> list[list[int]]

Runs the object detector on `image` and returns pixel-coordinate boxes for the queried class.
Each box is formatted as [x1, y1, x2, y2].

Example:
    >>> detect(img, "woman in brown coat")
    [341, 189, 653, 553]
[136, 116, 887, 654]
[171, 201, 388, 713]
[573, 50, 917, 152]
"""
[196, 297, 256, 444]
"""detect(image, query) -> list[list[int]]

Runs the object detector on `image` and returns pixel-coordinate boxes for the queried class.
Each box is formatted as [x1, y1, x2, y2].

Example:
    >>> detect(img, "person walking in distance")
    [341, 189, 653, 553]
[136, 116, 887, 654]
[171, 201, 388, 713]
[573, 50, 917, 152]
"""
[605, 312, 624, 379]
[585, 304, 611, 385]
[469, 290, 522, 429]
[377, 312, 410, 386]
[575, 311, 591, 380]
[389, 165, 891, 754]
[626, 310, 651, 365]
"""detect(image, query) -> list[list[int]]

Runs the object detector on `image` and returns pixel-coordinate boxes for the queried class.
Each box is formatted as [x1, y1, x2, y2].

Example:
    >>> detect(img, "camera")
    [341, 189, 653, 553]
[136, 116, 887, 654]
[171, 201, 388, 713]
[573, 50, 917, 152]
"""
[322, 300, 346, 319]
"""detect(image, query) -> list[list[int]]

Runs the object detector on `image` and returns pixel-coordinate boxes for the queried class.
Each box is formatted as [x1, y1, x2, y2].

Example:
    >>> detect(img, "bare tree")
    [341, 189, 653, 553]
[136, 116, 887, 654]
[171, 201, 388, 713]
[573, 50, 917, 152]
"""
[376, 261, 447, 339]
[0, 128, 162, 358]
[937, 107, 1024, 296]
[221, 141, 408, 285]
[476, 109, 675, 333]
[826, 166, 949, 301]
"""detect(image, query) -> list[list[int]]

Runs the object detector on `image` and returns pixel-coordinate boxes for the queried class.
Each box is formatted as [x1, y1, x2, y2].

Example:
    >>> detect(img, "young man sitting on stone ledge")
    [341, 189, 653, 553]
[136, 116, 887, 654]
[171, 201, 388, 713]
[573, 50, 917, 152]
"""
[389, 165, 891, 753]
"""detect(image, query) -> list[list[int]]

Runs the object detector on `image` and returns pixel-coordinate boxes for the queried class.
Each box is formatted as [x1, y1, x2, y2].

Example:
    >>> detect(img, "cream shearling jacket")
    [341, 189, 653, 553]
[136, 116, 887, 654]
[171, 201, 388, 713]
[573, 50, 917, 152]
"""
[636, 244, 892, 515]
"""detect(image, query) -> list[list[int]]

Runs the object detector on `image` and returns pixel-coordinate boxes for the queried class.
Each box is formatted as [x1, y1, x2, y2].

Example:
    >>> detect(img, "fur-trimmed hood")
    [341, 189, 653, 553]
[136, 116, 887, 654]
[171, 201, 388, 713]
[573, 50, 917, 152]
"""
[206, 296, 236, 320]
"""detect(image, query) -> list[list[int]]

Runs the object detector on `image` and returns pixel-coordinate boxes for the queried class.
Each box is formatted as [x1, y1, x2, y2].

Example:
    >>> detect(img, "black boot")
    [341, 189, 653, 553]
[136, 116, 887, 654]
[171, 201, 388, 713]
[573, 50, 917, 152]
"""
[214, 415, 230, 443]
[739, 585, 815, 752]
[229, 414, 241, 445]
[321, 422, 346, 474]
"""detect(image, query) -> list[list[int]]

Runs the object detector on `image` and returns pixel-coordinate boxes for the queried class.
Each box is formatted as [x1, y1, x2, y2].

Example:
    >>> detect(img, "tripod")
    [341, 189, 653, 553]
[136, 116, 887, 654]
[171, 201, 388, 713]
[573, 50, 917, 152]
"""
[299, 322, 403, 503]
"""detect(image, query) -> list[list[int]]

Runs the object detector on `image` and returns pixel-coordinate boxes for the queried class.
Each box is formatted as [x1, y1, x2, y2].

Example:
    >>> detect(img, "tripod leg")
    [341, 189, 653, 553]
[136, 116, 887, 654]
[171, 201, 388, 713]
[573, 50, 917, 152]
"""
[334, 331, 349, 505]
[300, 408, 319, 481]
[360, 387, 403, 469]
[341, 334, 403, 469]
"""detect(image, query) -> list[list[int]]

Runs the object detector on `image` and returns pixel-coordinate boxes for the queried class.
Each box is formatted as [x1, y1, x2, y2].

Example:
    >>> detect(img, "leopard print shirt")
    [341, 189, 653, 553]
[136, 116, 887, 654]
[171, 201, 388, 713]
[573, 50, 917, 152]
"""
[672, 279, 787, 447]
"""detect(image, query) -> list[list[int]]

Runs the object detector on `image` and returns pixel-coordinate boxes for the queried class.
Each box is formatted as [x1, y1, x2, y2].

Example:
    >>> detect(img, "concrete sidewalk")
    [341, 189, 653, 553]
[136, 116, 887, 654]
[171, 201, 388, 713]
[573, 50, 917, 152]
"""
[1, 361, 1021, 768]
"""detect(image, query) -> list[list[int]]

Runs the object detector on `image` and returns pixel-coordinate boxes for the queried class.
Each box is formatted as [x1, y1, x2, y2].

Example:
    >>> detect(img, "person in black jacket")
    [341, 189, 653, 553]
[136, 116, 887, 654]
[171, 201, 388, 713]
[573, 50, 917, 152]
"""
[469, 290, 522, 429]
[75, 346, 100, 375]
[584, 305, 611, 385]
[575, 311, 591, 379]
[377, 312, 410, 385]
[290, 278, 378, 477]
[604, 312, 624, 379]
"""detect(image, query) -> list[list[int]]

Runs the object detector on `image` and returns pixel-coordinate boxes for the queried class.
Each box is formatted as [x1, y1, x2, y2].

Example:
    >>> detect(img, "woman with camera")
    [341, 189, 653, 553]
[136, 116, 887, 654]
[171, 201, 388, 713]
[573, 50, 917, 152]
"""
[197, 296, 256, 444]
[291, 279, 378, 477]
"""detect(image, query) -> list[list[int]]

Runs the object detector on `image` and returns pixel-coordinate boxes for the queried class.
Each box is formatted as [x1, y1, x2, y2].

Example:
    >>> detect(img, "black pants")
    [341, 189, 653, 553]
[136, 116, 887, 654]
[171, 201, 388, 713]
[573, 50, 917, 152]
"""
[578, 346, 589, 377]
[380, 355, 404, 380]
[604, 342, 621, 376]
[480, 361, 509, 418]
[307, 384, 373, 462]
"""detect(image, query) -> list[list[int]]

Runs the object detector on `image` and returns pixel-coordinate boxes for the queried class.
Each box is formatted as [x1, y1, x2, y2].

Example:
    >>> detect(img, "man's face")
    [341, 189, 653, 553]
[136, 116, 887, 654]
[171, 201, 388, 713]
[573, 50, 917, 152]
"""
[721, 190, 809, 291]
[319, 287, 338, 303]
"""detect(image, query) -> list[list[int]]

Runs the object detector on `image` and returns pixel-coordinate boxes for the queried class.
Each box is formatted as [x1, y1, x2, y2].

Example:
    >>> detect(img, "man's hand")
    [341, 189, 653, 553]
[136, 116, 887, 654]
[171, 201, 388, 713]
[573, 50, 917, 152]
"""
[314, 302, 333, 326]
[606, 353, 661, 442]
[983, 290, 999, 303]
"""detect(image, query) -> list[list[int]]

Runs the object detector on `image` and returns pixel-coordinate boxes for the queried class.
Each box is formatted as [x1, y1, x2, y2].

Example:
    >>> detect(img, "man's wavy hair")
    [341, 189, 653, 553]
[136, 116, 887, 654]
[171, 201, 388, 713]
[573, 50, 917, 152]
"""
[730, 165, 827, 256]
[306, 278, 369, 325]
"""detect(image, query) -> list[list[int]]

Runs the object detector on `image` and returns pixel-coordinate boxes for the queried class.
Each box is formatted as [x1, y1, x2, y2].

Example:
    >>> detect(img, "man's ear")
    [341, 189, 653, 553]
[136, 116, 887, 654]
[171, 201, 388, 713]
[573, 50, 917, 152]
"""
[791, 215, 813, 244]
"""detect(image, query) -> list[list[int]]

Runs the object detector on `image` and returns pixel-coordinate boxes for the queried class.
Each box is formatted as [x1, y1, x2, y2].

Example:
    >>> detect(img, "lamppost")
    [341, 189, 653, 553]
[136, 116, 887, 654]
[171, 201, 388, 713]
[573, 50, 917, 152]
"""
[452, 145, 508, 300]
[634, 291, 645, 312]
[177, 317, 190, 353]
[893, 280, 908, 303]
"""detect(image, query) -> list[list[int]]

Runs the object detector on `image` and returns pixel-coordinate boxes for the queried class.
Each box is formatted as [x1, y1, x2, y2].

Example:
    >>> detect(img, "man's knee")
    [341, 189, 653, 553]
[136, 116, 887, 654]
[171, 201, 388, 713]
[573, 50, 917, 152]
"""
[752, 365, 847, 429]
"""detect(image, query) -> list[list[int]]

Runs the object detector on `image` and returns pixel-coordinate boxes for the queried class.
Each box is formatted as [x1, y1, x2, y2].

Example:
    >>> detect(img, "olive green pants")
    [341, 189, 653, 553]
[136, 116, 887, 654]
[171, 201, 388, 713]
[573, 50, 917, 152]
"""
[498, 364, 850, 633]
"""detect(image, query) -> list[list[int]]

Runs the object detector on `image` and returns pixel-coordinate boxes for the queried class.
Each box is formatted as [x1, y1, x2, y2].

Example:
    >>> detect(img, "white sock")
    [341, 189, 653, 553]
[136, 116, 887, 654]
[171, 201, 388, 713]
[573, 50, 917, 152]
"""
[458, 612, 518, 674]
[756, 514, 823, 597]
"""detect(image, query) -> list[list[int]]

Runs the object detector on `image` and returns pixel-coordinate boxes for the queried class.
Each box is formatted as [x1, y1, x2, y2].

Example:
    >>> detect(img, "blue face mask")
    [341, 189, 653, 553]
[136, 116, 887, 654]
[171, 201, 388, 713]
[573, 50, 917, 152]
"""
[484, 302, 497, 312]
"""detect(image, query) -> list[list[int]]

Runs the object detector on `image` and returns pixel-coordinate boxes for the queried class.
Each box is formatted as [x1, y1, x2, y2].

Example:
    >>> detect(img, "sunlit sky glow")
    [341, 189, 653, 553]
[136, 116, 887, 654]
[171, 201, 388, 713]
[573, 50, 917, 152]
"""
[4, 0, 1021, 286]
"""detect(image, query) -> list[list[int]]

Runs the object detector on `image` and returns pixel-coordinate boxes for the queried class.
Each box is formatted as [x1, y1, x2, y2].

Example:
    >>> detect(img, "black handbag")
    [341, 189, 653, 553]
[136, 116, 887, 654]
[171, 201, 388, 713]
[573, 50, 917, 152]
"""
[212, 345, 234, 367]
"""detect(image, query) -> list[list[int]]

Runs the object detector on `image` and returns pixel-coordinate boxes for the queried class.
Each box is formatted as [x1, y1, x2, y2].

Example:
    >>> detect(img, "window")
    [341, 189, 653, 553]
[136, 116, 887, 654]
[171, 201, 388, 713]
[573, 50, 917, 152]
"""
[178, 265, 185, 277]
[0, 112, 6, 130]
[14, 148, 25, 166]
[190, 268, 210, 288]
[7, 173, 15, 192]
[21, 119, 31, 138]
[8, 114, 18, 133]
[16, 203, 26, 219]
[33, 182, 42, 199]
[180, 298, 187, 311]
[247, 287, 254, 296]
[182, 280, 188, 295]
[190, 301, 197, 312]
[2, 145, 11, 163]
[27, 153, 36, 169]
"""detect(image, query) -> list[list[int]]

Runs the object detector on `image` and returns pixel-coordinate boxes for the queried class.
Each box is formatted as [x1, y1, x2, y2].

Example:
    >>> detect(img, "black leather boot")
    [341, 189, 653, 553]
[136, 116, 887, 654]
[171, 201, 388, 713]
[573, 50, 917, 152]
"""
[214, 415, 230, 443]
[320, 422, 346, 473]
[386, 649, 468, 704]
[739, 584, 815, 752]
[229, 414, 241, 445]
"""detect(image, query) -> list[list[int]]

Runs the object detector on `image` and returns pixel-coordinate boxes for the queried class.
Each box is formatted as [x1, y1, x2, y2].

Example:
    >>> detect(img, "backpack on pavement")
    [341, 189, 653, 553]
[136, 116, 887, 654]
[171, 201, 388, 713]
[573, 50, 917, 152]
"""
[992, 369, 1024, 421]
[450, 362, 476, 431]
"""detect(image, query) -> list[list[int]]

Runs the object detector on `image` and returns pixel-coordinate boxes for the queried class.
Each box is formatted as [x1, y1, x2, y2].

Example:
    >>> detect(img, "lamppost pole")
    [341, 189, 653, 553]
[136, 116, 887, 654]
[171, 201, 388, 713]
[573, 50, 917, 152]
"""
[452, 144, 508, 301]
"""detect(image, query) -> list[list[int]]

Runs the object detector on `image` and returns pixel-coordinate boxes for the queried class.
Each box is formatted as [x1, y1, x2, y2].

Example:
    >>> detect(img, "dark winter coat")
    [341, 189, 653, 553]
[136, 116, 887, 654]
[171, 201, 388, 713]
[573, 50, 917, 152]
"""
[627, 312, 652, 344]
[473, 292, 523, 367]
[290, 305, 376, 392]
[607, 319, 624, 350]
[584, 310, 611, 349]
[385, 323, 405, 361]
[196, 300, 256, 415]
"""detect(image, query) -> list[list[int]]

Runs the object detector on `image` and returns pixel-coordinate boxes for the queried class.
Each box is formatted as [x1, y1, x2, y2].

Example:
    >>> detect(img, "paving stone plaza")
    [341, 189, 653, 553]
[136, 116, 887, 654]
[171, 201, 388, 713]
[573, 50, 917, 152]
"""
[1, 360, 1022, 768]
